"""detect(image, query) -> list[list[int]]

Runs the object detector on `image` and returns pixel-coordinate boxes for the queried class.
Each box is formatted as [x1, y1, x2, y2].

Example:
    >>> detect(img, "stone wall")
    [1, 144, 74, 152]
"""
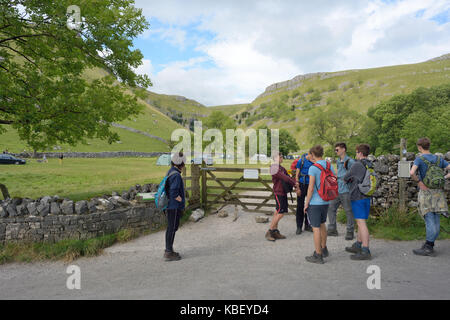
[368, 152, 450, 208]
[0, 184, 163, 243]
[13, 151, 169, 159]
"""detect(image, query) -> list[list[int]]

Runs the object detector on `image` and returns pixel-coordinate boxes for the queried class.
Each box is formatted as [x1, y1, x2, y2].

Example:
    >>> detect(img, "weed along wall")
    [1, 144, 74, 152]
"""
[0, 184, 165, 243]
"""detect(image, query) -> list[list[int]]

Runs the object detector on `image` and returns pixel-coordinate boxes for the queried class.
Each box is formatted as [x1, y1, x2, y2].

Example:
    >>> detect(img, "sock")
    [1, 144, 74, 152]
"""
[356, 241, 362, 248]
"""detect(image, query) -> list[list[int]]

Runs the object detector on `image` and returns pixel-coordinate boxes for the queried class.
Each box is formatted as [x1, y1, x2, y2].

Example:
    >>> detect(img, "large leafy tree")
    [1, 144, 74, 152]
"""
[0, 0, 151, 151]
[368, 84, 450, 154]
[306, 103, 375, 156]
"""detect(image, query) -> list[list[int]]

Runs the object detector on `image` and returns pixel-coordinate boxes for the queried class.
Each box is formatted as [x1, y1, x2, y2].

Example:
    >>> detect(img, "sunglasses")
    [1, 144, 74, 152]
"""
[334, 149, 339, 152]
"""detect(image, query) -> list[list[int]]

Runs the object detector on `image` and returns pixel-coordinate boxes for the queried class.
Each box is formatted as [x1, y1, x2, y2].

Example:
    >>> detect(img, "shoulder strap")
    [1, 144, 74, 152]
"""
[299, 154, 306, 171]
[419, 155, 431, 166]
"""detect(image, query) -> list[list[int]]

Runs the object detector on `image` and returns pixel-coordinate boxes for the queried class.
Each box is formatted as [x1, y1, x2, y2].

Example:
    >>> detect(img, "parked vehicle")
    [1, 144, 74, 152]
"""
[0, 154, 26, 165]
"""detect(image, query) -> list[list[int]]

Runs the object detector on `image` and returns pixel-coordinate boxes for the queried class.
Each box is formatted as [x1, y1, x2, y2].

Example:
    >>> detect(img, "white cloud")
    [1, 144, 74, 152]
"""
[133, 0, 450, 106]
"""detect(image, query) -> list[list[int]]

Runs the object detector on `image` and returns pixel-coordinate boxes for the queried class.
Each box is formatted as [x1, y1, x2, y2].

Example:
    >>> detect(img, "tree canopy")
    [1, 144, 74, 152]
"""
[0, 0, 151, 151]
[367, 83, 450, 154]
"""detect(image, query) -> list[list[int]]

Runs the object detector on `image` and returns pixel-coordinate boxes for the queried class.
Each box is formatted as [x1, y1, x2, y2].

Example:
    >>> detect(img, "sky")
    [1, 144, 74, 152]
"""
[132, 0, 450, 106]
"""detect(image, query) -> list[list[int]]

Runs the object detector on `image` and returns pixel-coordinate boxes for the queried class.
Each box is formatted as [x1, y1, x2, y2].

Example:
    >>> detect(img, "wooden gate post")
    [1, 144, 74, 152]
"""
[190, 164, 201, 206]
[399, 138, 407, 213]
[201, 162, 207, 210]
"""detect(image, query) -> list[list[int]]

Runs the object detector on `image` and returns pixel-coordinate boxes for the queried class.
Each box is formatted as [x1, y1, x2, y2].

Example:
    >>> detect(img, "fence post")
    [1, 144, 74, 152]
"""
[190, 164, 201, 206]
[399, 138, 407, 213]
[0, 183, 10, 200]
[201, 162, 207, 210]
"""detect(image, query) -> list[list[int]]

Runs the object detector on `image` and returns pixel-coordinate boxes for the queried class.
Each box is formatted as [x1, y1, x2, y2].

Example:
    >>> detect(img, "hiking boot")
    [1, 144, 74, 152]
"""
[327, 228, 338, 236]
[305, 251, 324, 264]
[345, 230, 354, 241]
[345, 241, 362, 254]
[321, 246, 330, 258]
[304, 225, 313, 232]
[413, 243, 435, 257]
[272, 229, 286, 239]
[164, 251, 181, 261]
[265, 230, 275, 241]
[350, 248, 372, 260]
[296, 227, 302, 235]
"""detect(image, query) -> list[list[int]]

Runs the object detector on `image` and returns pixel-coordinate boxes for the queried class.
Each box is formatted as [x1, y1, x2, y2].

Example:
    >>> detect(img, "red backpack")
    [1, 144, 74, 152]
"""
[313, 161, 338, 201]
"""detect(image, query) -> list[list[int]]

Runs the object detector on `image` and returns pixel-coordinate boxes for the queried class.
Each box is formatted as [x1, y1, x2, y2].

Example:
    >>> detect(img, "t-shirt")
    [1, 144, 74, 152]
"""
[296, 154, 314, 184]
[413, 154, 448, 182]
[308, 160, 336, 205]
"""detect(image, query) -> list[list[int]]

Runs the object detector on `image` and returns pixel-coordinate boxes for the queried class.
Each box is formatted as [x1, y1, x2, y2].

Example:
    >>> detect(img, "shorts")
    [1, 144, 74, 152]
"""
[351, 198, 371, 220]
[307, 204, 328, 228]
[275, 195, 288, 214]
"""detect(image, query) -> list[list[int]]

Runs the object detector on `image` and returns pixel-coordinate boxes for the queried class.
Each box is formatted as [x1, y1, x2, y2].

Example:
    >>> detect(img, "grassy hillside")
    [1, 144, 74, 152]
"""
[214, 55, 450, 152]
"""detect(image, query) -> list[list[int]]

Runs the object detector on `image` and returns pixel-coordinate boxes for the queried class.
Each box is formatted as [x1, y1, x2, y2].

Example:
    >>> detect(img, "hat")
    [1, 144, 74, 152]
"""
[171, 152, 186, 165]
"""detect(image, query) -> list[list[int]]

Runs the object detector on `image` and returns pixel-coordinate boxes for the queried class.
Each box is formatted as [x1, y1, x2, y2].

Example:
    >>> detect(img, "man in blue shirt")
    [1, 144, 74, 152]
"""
[326, 142, 355, 240]
[294, 152, 314, 234]
[410, 137, 450, 257]
[304, 145, 336, 264]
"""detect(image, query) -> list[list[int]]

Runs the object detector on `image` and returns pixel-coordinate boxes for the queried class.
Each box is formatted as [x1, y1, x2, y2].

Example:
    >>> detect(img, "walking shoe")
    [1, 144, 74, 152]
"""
[164, 251, 181, 261]
[305, 251, 324, 264]
[265, 230, 276, 241]
[345, 241, 362, 254]
[327, 228, 338, 236]
[413, 243, 435, 257]
[272, 229, 286, 239]
[296, 227, 302, 235]
[350, 248, 372, 260]
[304, 225, 313, 232]
[345, 230, 354, 241]
[321, 246, 330, 258]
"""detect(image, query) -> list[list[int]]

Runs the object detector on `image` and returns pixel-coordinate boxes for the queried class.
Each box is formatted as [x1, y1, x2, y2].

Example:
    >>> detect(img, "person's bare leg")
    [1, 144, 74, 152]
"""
[356, 219, 369, 247]
[313, 227, 322, 254]
[270, 212, 284, 230]
[320, 223, 327, 248]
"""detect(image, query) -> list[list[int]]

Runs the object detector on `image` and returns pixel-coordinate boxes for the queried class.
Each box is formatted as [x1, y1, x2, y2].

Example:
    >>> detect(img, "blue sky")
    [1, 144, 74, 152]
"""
[132, 0, 450, 106]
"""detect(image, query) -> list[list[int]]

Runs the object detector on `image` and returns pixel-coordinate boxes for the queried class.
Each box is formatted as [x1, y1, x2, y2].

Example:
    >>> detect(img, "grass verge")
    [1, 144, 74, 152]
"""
[337, 206, 450, 241]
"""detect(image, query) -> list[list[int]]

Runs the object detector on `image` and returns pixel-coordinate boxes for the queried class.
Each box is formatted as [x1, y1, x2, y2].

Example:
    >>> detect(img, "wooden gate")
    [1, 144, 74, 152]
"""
[187, 164, 296, 215]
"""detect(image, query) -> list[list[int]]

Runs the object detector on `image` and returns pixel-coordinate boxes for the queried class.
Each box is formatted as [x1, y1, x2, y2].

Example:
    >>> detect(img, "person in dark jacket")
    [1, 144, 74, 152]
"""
[164, 152, 186, 261]
[266, 152, 297, 241]
[343, 144, 373, 260]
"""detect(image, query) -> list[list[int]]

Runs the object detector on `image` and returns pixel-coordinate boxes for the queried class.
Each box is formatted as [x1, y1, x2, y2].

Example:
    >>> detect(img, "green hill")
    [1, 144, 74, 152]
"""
[214, 54, 450, 152]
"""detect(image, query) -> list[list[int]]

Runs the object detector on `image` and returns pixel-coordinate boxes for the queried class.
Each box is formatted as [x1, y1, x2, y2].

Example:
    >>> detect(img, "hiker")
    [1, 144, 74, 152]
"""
[294, 152, 313, 234]
[164, 152, 186, 261]
[266, 152, 297, 241]
[343, 144, 373, 260]
[410, 137, 450, 257]
[326, 142, 355, 239]
[303, 145, 337, 264]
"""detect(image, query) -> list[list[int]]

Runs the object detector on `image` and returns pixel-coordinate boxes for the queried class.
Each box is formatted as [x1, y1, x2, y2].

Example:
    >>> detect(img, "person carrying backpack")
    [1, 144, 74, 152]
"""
[303, 145, 337, 264]
[343, 144, 374, 260]
[327, 142, 355, 239]
[163, 152, 186, 261]
[294, 152, 314, 234]
[410, 137, 450, 257]
[266, 152, 297, 241]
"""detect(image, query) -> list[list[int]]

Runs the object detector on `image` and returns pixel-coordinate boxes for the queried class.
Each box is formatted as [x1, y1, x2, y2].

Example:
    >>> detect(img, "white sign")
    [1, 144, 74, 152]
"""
[398, 161, 411, 178]
[244, 169, 259, 180]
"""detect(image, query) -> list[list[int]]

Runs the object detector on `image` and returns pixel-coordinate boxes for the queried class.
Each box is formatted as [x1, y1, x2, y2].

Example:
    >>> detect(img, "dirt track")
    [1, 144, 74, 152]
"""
[0, 205, 449, 300]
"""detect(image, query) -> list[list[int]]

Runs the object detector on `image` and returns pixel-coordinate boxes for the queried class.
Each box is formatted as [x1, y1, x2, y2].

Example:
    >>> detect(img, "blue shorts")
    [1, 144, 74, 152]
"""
[351, 198, 371, 220]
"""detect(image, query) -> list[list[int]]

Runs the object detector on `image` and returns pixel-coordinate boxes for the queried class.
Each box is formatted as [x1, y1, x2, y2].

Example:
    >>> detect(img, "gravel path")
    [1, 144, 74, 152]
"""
[1, 205, 449, 300]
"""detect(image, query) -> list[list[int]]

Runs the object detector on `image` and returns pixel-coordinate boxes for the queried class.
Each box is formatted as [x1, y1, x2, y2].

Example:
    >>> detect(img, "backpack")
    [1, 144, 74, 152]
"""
[290, 158, 299, 171]
[155, 170, 180, 211]
[420, 155, 445, 189]
[312, 161, 338, 201]
[357, 163, 378, 196]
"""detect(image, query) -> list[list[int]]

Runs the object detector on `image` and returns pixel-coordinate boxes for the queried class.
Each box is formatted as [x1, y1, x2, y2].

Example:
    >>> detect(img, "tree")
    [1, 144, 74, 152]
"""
[368, 84, 450, 154]
[306, 103, 374, 156]
[257, 125, 299, 156]
[0, 0, 151, 151]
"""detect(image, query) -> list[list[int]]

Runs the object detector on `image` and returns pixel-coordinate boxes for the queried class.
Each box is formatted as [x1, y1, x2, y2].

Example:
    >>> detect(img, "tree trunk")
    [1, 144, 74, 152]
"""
[0, 183, 10, 200]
